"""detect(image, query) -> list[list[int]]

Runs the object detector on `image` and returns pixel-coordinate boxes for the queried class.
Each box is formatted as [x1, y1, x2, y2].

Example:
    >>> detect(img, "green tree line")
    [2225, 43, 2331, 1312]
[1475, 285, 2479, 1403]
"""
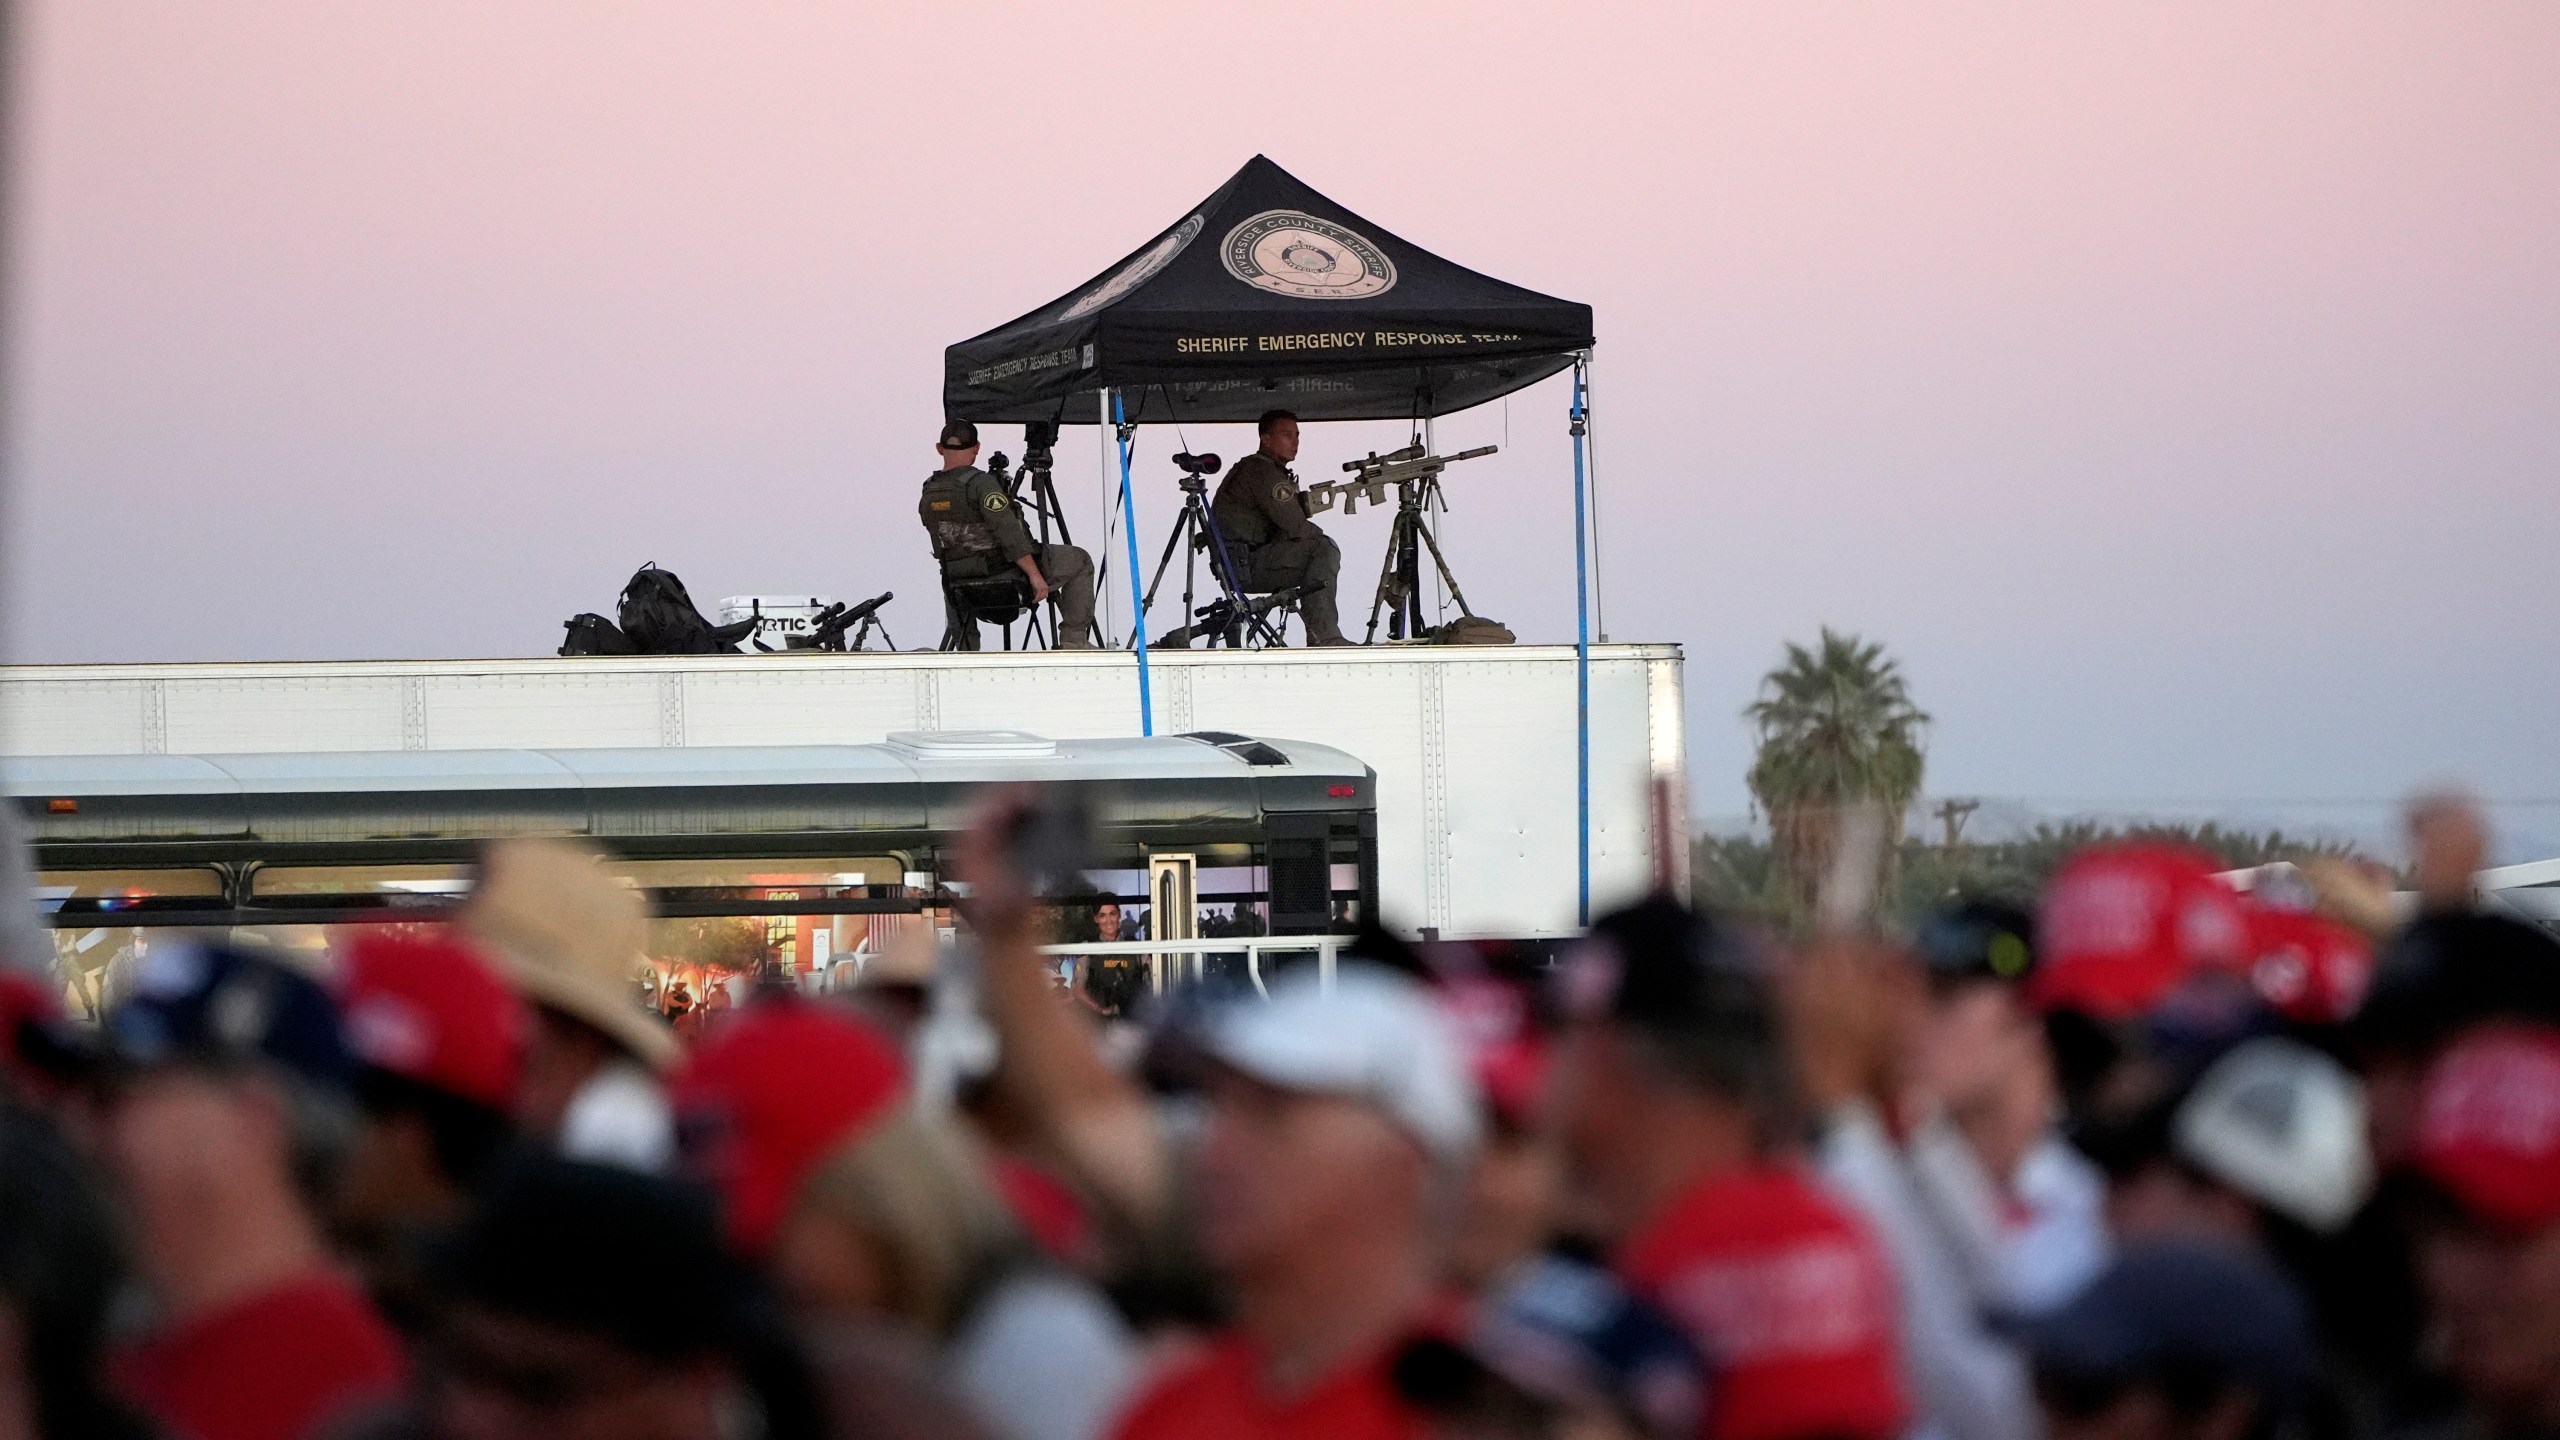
[1715, 625, 2368, 928]
[1694, 819, 2368, 926]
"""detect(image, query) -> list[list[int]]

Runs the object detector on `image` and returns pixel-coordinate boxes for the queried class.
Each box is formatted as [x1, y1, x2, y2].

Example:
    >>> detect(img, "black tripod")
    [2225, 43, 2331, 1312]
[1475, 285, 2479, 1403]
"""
[1365, 471, 1482, 643]
[1003, 422, 1075, 549]
[1141, 455, 1282, 649]
[984, 420, 1095, 648]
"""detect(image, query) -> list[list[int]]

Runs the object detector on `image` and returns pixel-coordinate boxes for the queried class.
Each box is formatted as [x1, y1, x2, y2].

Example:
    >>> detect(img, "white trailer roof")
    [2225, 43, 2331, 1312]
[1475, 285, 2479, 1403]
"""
[2, 733, 1364, 798]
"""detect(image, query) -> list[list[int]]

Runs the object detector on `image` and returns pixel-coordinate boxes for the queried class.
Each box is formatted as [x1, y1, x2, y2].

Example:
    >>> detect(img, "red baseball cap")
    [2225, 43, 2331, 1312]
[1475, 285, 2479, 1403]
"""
[1440, 973, 1549, 1131]
[671, 994, 906, 1254]
[2032, 844, 2250, 1020]
[2237, 906, 2375, 1025]
[2412, 1024, 2560, 1233]
[335, 931, 529, 1111]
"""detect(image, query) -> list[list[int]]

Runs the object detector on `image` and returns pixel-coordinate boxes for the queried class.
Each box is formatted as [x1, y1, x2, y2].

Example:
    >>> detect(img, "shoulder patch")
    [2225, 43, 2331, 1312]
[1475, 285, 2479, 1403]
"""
[1272, 482, 1295, 504]
[981, 492, 1009, 513]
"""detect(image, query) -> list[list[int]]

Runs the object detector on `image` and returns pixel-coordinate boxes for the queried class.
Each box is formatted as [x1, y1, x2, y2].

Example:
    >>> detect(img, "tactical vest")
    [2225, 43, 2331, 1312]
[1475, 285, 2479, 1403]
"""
[920, 469, 999, 573]
[1214, 455, 1287, 549]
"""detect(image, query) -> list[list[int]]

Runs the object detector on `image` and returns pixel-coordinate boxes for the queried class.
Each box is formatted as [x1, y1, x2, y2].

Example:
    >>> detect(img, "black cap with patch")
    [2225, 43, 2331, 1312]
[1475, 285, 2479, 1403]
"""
[1558, 897, 1784, 1110]
[1914, 899, 2038, 987]
[937, 420, 979, 451]
[1562, 896, 1769, 1030]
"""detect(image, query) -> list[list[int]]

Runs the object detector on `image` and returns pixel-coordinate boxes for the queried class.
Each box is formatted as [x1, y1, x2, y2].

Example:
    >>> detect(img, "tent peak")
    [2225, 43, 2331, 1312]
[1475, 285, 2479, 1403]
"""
[944, 154, 1592, 424]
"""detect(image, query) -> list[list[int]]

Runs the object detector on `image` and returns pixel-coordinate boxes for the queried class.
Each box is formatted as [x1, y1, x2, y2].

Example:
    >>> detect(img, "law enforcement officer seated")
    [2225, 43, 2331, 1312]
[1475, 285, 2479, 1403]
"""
[920, 419, 1097, 649]
[1210, 409, 1351, 646]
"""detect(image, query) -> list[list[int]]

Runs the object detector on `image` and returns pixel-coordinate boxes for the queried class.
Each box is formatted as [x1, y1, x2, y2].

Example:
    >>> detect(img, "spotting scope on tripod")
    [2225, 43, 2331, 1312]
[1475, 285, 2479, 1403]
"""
[985, 422, 1071, 543]
[1139, 451, 1286, 650]
[982, 420, 1098, 648]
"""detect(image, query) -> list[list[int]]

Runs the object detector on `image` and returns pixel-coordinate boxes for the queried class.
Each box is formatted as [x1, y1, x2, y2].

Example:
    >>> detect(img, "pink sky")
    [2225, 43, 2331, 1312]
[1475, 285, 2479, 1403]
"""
[11, 3, 2559, 840]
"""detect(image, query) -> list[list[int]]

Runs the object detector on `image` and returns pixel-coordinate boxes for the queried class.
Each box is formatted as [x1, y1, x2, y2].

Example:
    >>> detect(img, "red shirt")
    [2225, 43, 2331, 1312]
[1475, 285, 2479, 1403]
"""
[1618, 1165, 1906, 1440]
[115, 1271, 406, 1440]
[1109, 1332, 1427, 1440]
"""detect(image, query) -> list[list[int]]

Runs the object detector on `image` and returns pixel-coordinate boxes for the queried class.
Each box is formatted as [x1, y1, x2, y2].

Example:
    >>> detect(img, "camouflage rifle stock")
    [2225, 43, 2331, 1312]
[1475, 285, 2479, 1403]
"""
[1304, 444, 1498, 516]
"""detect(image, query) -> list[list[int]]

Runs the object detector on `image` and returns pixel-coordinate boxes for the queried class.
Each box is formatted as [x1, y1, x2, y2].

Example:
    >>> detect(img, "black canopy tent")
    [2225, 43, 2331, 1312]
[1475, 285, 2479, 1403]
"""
[944, 155, 1593, 425]
[939, 157, 1606, 921]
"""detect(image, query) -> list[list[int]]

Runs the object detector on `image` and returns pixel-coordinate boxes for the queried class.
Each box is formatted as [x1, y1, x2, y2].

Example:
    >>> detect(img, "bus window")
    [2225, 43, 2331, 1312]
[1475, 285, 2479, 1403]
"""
[614, 856, 907, 900]
[251, 864, 473, 901]
[37, 867, 224, 915]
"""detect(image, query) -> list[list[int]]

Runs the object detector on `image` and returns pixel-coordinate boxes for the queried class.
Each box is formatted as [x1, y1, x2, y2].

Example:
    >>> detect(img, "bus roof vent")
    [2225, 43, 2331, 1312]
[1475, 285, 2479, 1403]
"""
[884, 731, 1059, 761]
[1180, 732, 1289, 767]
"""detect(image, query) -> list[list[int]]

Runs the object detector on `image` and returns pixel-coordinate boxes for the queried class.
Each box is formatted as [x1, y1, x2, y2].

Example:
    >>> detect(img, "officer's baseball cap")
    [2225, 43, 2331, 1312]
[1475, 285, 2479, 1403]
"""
[936, 420, 979, 451]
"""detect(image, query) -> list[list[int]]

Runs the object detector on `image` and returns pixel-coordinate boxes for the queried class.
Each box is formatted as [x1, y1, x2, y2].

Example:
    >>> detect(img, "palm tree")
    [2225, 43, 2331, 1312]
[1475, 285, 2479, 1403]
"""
[1745, 629, 1930, 918]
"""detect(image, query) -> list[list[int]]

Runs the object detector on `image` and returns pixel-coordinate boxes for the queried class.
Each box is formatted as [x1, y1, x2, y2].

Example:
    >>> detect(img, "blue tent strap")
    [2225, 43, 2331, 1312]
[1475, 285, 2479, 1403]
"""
[1113, 389, 1154, 736]
[1571, 354, 1591, 926]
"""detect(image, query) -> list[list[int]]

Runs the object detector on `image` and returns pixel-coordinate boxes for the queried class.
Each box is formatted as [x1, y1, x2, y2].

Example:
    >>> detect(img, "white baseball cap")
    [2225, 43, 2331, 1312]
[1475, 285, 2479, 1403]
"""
[1202, 964, 1483, 1168]
[2173, 1036, 2372, 1233]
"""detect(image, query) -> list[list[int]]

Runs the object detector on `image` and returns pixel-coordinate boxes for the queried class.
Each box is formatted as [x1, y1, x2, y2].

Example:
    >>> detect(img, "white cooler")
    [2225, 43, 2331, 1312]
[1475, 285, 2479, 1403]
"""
[716, 595, 837, 652]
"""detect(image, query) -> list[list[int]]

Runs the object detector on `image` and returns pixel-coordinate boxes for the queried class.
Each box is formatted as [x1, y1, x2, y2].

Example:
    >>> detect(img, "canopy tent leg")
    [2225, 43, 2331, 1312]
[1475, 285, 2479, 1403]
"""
[1113, 389, 1154, 736]
[1572, 354, 1592, 926]
[1096, 390, 1119, 645]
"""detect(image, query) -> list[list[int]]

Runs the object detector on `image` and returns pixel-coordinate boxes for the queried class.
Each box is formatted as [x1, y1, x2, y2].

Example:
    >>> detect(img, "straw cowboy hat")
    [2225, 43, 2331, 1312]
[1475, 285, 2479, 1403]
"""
[459, 837, 678, 1070]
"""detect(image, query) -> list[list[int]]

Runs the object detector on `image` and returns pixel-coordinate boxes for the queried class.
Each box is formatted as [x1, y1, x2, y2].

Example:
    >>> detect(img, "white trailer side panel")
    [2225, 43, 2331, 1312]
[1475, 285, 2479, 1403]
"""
[0, 645, 1683, 938]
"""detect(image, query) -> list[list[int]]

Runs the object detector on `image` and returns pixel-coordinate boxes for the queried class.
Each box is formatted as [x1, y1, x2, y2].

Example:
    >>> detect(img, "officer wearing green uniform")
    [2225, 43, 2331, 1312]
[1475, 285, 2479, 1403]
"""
[920, 420, 1097, 648]
[1209, 409, 1351, 646]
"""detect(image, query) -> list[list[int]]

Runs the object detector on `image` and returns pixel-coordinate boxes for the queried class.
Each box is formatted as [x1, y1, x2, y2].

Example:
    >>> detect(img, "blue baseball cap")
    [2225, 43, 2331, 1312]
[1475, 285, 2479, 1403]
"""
[99, 942, 354, 1091]
[1397, 1253, 1707, 1439]
[2019, 1238, 2311, 1412]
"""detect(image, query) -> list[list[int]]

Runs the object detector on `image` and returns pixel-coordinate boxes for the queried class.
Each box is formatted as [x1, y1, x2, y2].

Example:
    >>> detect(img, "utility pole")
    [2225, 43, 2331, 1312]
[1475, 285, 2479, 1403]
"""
[1934, 797, 1981, 849]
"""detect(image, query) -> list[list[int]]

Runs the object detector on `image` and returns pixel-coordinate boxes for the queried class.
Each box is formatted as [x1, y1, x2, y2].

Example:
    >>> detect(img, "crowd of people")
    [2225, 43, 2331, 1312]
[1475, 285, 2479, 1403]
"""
[2, 788, 2558, 1440]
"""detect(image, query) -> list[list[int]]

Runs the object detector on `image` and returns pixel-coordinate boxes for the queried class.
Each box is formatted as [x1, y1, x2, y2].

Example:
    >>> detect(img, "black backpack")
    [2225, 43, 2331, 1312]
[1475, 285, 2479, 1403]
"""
[615, 563, 756, 655]
[559, 613, 637, 656]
